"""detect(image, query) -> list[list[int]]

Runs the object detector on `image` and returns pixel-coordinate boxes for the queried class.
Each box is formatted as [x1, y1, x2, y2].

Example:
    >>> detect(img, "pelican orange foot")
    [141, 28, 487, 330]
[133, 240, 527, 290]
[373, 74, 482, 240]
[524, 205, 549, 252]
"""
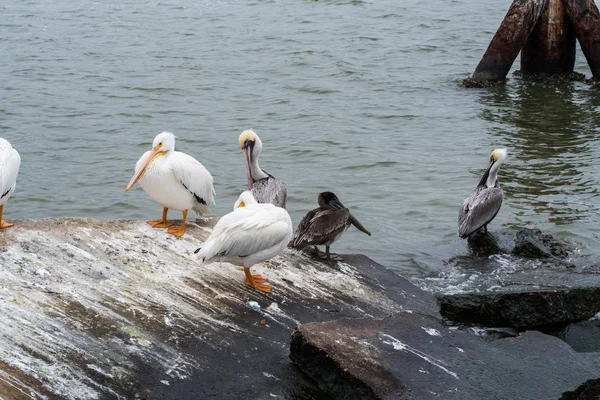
[244, 267, 272, 293]
[0, 205, 13, 229]
[147, 207, 174, 228]
[166, 210, 188, 237]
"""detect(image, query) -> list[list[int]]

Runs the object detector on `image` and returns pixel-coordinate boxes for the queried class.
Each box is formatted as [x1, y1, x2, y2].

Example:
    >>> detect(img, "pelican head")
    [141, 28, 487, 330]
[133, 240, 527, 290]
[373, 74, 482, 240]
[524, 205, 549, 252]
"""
[239, 129, 266, 187]
[479, 148, 508, 188]
[318, 191, 371, 236]
[490, 148, 507, 165]
[318, 192, 343, 210]
[125, 131, 175, 192]
[234, 190, 258, 209]
[238, 129, 262, 152]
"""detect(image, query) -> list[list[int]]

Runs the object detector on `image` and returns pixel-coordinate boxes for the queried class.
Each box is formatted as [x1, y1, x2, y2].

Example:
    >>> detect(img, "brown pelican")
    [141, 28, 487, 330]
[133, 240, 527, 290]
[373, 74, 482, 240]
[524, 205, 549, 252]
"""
[458, 148, 507, 238]
[195, 191, 293, 293]
[290, 192, 371, 260]
[125, 131, 215, 237]
[239, 129, 287, 208]
[0, 138, 20, 229]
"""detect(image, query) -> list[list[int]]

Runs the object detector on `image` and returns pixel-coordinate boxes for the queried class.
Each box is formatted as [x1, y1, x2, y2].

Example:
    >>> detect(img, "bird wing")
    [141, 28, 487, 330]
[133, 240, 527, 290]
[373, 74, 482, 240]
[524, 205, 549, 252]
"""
[198, 206, 291, 262]
[290, 207, 319, 248]
[458, 185, 503, 238]
[252, 175, 287, 208]
[170, 151, 215, 206]
[0, 146, 21, 201]
[291, 208, 350, 249]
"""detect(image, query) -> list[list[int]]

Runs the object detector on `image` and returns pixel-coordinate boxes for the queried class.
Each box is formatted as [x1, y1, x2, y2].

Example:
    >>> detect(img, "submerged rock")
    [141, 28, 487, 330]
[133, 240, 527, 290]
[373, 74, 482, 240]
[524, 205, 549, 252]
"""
[0, 218, 436, 400]
[289, 312, 600, 400]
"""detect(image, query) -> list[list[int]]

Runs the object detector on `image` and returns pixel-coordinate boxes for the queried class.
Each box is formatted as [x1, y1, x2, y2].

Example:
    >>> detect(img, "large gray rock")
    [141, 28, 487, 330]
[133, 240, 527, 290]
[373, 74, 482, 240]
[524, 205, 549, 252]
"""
[437, 288, 600, 329]
[289, 312, 600, 400]
[0, 218, 436, 400]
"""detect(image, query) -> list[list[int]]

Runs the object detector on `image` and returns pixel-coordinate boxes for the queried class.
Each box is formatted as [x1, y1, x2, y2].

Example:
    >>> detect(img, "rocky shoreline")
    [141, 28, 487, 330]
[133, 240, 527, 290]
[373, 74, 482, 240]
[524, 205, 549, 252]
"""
[0, 219, 598, 399]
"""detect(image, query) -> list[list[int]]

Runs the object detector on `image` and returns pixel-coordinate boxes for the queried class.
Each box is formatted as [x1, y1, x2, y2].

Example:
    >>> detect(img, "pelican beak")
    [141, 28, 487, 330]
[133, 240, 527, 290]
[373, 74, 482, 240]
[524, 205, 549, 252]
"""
[477, 158, 495, 187]
[125, 144, 165, 192]
[349, 213, 371, 236]
[329, 198, 346, 210]
[242, 140, 254, 190]
[330, 198, 372, 236]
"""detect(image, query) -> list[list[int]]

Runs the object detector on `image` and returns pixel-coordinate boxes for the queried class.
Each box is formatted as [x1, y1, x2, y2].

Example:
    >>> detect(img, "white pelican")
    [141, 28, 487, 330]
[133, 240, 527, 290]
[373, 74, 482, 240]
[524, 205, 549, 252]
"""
[0, 138, 21, 229]
[194, 191, 293, 293]
[125, 131, 215, 237]
[290, 192, 371, 260]
[239, 129, 287, 208]
[458, 148, 507, 238]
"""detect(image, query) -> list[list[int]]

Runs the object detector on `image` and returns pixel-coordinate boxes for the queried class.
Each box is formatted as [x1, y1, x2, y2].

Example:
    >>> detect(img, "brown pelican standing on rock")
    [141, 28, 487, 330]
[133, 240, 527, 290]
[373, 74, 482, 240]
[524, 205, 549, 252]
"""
[290, 192, 371, 261]
[195, 191, 293, 293]
[239, 129, 287, 208]
[125, 131, 215, 237]
[0, 138, 21, 229]
[458, 148, 507, 238]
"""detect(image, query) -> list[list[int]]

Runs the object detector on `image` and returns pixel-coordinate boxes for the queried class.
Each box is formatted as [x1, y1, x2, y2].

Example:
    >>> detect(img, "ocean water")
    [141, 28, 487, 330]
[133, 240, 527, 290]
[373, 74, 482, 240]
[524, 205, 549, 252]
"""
[1, 0, 599, 290]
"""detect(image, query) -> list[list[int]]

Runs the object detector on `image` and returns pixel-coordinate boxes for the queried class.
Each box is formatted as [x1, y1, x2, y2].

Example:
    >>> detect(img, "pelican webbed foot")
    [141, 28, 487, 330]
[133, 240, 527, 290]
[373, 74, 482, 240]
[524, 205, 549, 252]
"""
[244, 267, 272, 293]
[147, 207, 173, 228]
[166, 210, 188, 237]
[0, 206, 13, 229]
[147, 220, 174, 228]
[167, 225, 186, 237]
[245, 273, 268, 285]
[0, 220, 14, 229]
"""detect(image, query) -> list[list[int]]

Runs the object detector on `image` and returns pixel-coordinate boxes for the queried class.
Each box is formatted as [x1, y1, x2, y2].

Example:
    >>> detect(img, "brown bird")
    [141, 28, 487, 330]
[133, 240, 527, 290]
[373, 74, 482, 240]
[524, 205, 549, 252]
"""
[290, 192, 371, 260]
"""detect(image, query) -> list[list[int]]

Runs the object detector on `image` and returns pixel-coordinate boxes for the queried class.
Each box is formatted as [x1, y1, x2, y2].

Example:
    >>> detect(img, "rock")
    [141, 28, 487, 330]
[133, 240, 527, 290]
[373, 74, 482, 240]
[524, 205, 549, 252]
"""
[560, 378, 600, 399]
[512, 228, 571, 259]
[289, 312, 600, 400]
[557, 318, 600, 353]
[465, 233, 503, 257]
[0, 218, 437, 400]
[437, 287, 600, 329]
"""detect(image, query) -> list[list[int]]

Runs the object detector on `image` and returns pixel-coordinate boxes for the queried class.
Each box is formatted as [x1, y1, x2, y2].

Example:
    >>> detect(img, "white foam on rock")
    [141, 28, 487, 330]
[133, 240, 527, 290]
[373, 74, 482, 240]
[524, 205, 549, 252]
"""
[0, 218, 403, 399]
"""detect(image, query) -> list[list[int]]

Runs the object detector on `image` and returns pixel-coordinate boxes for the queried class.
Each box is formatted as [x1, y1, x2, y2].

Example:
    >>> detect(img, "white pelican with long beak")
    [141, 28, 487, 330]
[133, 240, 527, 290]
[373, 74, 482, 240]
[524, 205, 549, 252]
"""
[194, 191, 293, 293]
[239, 129, 287, 208]
[290, 192, 371, 260]
[0, 138, 21, 229]
[458, 148, 507, 238]
[125, 132, 215, 237]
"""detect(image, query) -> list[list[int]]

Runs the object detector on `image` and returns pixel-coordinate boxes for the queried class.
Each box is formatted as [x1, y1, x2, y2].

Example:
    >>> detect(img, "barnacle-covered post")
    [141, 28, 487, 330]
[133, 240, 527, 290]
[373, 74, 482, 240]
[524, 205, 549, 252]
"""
[564, 0, 600, 80]
[521, 0, 576, 74]
[470, 0, 548, 82]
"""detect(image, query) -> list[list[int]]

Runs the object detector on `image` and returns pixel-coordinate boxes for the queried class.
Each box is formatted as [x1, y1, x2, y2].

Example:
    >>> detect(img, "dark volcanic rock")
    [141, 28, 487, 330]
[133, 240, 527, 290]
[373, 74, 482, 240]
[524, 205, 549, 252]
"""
[512, 228, 571, 259]
[290, 312, 600, 400]
[560, 378, 600, 399]
[437, 287, 600, 329]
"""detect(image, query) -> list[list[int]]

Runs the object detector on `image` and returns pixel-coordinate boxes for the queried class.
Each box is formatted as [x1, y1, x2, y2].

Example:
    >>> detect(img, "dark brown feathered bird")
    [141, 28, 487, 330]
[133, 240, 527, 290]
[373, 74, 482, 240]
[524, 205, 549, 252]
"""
[290, 192, 371, 260]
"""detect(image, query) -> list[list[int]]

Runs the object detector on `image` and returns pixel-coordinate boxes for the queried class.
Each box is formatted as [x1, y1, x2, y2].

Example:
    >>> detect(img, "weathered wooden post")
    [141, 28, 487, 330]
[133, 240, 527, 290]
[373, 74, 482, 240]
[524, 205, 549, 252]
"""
[466, 0, 600, 85]
[564, 0, 600, 80]
[470, 0, 548, 82]
[521, 0, 576, 74]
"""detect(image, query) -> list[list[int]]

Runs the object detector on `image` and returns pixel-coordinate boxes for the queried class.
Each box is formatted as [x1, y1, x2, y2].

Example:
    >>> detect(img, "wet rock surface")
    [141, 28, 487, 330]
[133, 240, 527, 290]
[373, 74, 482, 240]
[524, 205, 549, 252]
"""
[560, 378, 600, 400]
[289, 312, 600, 400]
[461, 228, 573, 261]
[437, 287, 600, 330]
[512, 228, 572, 260]
[0, 218, 437, 400]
